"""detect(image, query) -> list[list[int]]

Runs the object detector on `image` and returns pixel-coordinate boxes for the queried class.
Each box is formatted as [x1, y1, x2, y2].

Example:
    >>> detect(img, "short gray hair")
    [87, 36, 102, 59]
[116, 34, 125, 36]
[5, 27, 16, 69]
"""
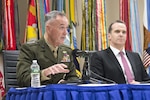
[45, 10, 66, 24]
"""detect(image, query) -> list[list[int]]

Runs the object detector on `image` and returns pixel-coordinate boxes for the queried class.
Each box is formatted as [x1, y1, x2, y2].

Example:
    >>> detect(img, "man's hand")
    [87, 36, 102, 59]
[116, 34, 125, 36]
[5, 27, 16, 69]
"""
[130, 80, 140, 84]
[43, 63, 70, 77]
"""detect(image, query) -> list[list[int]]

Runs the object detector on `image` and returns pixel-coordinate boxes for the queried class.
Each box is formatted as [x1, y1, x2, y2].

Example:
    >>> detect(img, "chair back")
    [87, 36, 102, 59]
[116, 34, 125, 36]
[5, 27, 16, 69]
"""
[2, 50, 20, 91]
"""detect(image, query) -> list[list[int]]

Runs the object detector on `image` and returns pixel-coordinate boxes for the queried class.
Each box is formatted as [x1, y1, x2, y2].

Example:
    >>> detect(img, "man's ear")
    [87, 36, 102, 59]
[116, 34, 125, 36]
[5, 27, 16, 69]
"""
[46, 24, 51, 33]
[107, 33, 111, 40]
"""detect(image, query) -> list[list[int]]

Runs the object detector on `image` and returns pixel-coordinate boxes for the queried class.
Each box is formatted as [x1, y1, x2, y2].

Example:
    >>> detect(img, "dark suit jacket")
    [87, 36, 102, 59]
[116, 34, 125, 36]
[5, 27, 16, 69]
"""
[90, 47, 150, 84]
[16, 37, 78, 87]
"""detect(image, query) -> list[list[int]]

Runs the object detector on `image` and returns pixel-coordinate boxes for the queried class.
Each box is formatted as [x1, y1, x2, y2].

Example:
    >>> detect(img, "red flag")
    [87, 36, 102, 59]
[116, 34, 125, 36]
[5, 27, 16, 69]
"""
[120, 0, 132, 51]
[4, 0, 16, 50]
[25, 0, 38, 43]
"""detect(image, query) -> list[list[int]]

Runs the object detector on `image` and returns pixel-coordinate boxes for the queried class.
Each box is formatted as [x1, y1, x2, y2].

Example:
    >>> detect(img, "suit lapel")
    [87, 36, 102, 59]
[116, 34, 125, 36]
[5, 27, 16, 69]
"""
[126, 51, 137, 76]
[44, 46, 57, 63]
[37, 38, 71, 64]
[106, 48, 124, 74]
[57, 46, 63, 63]
[38, 37, 57, 63]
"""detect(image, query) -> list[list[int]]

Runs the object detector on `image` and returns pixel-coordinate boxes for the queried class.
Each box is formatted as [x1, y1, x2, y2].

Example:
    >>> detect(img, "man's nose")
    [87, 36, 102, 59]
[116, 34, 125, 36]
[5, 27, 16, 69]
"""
[64, 28, 70, 35]
[63, 29, 68, 35]
[119, 32, 124, 35]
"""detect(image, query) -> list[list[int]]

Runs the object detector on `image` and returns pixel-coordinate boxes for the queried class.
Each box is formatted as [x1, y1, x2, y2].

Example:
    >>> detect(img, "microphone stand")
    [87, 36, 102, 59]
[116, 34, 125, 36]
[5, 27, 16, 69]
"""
[81, 54, 100, 84]
[62, 49, 115, 84]
[82, 57, 90, 82]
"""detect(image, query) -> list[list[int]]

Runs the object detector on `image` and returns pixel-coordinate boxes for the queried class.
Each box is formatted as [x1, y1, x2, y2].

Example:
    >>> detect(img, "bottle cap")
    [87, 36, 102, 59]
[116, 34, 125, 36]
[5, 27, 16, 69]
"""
[32, 60, 37, 63]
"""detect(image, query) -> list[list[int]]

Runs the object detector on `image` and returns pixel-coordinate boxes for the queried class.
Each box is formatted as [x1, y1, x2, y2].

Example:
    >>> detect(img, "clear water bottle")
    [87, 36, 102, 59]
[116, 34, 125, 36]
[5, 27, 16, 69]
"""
[31, 60, 40, 87]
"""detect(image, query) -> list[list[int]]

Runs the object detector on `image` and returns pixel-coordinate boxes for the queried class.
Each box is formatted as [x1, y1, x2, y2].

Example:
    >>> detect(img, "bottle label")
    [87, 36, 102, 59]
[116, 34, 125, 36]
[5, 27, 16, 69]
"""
[31, 60, 40, 87]
[32, 69, 40, 73]
[31, 73, 40, 87]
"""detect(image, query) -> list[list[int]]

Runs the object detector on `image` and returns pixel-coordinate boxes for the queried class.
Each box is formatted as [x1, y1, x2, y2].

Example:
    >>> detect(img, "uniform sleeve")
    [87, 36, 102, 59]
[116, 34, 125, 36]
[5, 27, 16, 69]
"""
[16, 44, 34, 87]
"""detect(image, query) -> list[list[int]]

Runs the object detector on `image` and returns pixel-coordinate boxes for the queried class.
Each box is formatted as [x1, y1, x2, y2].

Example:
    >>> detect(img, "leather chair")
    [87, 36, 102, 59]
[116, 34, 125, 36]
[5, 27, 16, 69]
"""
[2, 50, 20, 91]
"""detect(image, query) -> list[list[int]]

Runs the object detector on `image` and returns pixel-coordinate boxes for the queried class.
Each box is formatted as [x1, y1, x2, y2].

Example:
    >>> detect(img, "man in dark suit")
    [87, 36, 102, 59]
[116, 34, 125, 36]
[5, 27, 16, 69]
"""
[90, 20, 150, 84]
[16, 11, 78, 87]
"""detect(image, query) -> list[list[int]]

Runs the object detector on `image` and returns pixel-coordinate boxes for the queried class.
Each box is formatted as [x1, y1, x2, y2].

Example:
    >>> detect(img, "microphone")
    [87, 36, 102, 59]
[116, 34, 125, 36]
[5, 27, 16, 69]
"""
[72, 49, 97, 57]
[90, 70, 117, 84]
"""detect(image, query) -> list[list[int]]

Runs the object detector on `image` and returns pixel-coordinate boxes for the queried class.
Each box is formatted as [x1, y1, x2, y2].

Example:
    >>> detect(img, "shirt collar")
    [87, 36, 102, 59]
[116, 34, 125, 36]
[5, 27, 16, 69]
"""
[110, 45, 125, 56]
[44, 38, 58, 52]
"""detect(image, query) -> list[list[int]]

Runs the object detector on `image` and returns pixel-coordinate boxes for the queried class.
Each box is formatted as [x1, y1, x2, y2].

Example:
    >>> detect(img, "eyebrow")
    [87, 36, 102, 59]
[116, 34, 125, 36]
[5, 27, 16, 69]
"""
[114, 29, 126, 33]
[59, 24, 69, 27]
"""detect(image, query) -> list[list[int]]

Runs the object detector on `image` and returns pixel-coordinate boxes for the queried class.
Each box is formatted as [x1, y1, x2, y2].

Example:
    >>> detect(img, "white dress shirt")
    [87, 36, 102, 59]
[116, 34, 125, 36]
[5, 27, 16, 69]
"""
[110, 46, 135, 83]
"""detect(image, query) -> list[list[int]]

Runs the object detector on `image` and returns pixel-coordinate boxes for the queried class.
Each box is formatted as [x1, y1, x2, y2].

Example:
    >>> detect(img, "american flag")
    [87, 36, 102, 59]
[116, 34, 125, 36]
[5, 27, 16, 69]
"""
[143, 47, 150, 67]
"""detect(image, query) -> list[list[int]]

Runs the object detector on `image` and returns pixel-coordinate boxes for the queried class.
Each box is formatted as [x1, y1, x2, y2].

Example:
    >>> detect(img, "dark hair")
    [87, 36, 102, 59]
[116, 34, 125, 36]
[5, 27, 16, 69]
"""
[108, 20, 126, 33]
[45, 10, 66, 23]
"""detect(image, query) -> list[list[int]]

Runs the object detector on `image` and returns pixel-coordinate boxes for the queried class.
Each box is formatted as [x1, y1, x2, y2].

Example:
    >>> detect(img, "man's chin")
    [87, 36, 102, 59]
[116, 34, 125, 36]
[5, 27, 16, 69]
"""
[57, 41, 65, 45]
